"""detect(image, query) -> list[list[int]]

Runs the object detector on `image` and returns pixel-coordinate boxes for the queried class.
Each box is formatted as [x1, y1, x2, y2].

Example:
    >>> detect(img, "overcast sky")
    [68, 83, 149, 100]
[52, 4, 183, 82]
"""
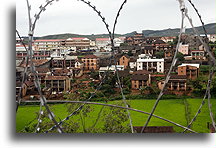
[16, 0, 216, 37]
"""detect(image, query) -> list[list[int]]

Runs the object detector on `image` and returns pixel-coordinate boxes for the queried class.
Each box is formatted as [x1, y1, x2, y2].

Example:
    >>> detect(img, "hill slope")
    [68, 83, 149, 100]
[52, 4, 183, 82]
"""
[37, 23, 216, 39]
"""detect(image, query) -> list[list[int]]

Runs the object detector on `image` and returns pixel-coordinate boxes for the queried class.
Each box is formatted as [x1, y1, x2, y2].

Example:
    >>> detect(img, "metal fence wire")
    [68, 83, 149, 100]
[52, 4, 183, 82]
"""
[16, 0, 215, 133]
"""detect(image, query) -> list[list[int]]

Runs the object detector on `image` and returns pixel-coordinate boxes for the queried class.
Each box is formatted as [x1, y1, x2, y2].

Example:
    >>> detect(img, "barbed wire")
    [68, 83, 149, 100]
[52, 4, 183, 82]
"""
[184, 4, 216, 131]
[183, 66, 214, 133]
[140, 0, 187, 133]
[45, 0, 134, 133]
[25, 0, 64, 133]
[21, 100, 197, 133]
[182, 0, 216, 132]
[110, 0, 134, 133]
[187, 0, 208, 38]
[17, 0, 215, 133]
[16, 30, 30, 112]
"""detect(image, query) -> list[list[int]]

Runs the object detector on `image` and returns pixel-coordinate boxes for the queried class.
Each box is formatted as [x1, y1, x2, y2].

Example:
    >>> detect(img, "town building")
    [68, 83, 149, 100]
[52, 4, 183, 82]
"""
[131, 70, 151, 89]
[45, 76, 71, 92]
[119, 55, 130, 68]
[168, 75, 187, 91]
[178, 63, 200, 80]
[81, 55, 99, 71]
[137, 54, 164, 73]
[178, 44, 189, 55]
[34, 39, 63, 50]
[99, 65, 124, 78]
[95, 38, 111, 49]
[191, 50, 205, 60]
[62, 37, 90, 50]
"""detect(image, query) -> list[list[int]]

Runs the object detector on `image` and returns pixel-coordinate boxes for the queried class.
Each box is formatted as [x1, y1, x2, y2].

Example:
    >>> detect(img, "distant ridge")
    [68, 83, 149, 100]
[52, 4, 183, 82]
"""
[37, 23, 216, 40]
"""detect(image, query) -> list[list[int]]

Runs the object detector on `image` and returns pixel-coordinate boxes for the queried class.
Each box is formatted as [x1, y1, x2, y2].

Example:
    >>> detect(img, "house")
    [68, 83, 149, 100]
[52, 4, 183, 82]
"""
[62, 37, 90, 50]
[51, 56, 77, 69]
[45, 76, 71, 92]
[75, 59, 84, 69]
[160, 36, 176, 43]
[178, 44, 189, 55]
[129, 57, 137, 69]
[131, 70, 151, 89]
[119, 55, 130, 68]
[99, 65, 124, 78]
[168, 75, 187, 91]
[34, 39, 63, 50]
[191, 50, 205, 60]
[137, 54, 164, 73]
[81, 55, 99, 71]
[19, 59, 51, 69]
[95, 38, 111, 48]
[141, 45, 155, 56]
[125, 33, 145, 46]
[207, 34, 216, 42]
[178, 63, 200, 80]
[16, 82, 27, 98]
[114, 37, 125, 47]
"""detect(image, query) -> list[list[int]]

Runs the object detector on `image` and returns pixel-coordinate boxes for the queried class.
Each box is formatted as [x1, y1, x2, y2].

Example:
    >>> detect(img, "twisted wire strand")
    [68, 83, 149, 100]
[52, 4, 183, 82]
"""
[207, 75, 215, 131]
[16, 30, 30, 112]
[184, 8, 216, 131]
[45, 0, 115, 132]
[80, 0, 134, 133]
[26, 0, 64, 133]
[182, 66, 215, 132]
[182, 0, 215, 132]
[111, 0, 134, 133]
[141, 1, 186, 133]
[187, 0, 208, 38]
[21, 100, 197, 133]
[45, 0, 134, 133]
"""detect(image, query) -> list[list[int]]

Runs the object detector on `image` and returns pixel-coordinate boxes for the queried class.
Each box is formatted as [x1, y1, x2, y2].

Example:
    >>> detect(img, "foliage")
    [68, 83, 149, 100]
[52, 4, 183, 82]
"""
[200, 65, 210, 73]
[176, 52, 185, 61]
[155, 50, 165, 58]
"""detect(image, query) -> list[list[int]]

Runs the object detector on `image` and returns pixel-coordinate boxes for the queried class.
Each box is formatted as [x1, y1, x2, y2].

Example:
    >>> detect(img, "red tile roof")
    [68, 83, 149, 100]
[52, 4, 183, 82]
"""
[96, 38, 110, 41]
[34, 39, 63, 42]
[82, 55, 98, 59]
[133, 70, 151, 75]
[45, 76, 69, 80]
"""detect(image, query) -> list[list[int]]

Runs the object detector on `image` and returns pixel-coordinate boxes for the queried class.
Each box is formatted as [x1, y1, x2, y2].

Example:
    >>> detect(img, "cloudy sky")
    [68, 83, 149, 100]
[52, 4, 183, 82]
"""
[16, 0, 216, 37]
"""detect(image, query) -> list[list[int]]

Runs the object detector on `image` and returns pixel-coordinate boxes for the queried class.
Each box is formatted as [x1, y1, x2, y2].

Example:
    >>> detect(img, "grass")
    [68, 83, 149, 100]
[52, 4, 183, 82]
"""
[16, 98, 216, 133]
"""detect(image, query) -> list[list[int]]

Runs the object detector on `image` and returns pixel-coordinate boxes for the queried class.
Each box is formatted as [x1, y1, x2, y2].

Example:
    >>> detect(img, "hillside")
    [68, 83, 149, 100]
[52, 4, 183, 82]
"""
[37, 23, 216, 39]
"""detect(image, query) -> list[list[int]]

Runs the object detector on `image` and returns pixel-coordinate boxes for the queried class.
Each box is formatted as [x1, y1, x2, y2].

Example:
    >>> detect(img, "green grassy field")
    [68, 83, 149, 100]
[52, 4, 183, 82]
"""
[16, 98, 216, 133]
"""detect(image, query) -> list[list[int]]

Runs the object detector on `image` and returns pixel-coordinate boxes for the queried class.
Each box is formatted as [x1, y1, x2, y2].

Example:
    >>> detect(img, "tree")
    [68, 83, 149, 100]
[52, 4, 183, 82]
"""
[155, 50, 165, 58]
[176, 52, 185, 62]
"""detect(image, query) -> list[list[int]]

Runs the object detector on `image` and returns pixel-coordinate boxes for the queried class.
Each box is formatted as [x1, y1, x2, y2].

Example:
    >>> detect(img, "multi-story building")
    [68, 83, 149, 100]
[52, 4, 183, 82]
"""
[167, 75, 187, 91]
[81, 55, 99, 71]
[137, 54, 164, 73]
[62, 37, 90, 50]
[119, 55, 130, 68]
[95, 38, 111, 48]
[191, 50, 205, 60]
[178, 63, 200, 80]
[131, 70, 151, 89]
[125, 33, 144, 46]
[178, 44, 189, 55]
[51, 56, 77, 69]
[34, 39, 63, 50]
[45, 76, 71, 92]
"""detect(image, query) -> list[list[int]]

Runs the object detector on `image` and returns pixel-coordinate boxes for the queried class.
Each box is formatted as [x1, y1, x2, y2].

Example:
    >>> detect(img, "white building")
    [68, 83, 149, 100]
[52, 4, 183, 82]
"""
[99, 65, 124, 78]
[34, 39, 63, 50]
[114, 37, 125, 47]
[95, 38, 111, 48]
[137, 54, 164, 73]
